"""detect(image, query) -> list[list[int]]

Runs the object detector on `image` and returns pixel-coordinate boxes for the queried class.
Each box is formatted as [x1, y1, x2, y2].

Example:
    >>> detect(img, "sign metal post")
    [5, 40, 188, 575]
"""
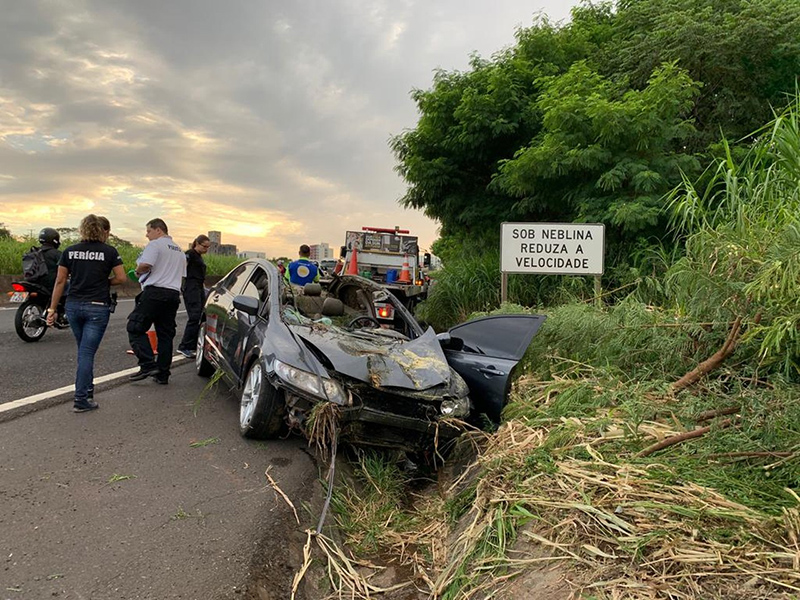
[499, 222, 605, 305]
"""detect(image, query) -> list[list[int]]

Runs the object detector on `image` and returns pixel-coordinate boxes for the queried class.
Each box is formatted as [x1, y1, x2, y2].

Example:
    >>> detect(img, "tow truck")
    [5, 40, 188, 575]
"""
[339, 226, 429, 313]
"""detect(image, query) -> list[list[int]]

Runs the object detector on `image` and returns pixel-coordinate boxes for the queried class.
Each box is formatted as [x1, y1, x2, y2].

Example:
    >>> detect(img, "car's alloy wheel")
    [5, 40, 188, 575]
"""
[14, 301, 47, 342]
[195, 322, 214, 377]
[239, 360, 285, 439]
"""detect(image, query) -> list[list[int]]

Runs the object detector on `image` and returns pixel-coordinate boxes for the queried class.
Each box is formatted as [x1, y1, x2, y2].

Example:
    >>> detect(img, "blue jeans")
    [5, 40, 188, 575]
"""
[66, 301, 111, 402]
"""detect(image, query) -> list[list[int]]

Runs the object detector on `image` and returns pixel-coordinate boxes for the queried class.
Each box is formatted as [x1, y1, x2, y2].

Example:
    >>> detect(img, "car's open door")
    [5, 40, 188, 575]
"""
[441, 314, 546, 422]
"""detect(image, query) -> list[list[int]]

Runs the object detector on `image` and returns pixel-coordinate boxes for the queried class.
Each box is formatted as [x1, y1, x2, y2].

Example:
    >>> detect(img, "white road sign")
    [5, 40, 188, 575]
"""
[501, 222, 605, 275]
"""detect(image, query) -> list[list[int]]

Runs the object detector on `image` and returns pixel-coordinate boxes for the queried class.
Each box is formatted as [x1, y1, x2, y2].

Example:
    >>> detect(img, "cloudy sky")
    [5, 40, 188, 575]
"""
[0, 0, 578, 256]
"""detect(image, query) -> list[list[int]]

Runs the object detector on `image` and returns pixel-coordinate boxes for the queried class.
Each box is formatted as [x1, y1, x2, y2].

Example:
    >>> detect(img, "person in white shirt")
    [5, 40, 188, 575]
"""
[127, 218, 187, 384]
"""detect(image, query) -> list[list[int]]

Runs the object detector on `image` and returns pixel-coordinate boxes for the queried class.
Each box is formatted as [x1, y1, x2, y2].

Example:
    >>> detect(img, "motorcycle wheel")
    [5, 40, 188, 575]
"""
[15, 301, 47, 342]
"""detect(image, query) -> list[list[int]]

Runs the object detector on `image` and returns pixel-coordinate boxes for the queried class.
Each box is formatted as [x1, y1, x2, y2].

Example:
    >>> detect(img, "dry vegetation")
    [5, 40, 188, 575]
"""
[286, 104, 800, 599]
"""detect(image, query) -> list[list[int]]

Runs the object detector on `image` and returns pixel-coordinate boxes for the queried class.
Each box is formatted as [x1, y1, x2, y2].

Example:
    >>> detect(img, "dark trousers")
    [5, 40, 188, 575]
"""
[178, 283, 204, 352]
[127, 286, 180, 378]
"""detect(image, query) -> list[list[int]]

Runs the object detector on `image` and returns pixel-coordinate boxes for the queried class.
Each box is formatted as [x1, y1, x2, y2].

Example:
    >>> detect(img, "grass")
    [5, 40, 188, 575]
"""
[193, 369, 226, 415]
[107, 473, 136, 484]
[414, 248, 593, 330]
[171, 506, 204, 521]
[189, 436, 220, 448]
[327, 299, 800, 599]
[330, 451, 414, 555]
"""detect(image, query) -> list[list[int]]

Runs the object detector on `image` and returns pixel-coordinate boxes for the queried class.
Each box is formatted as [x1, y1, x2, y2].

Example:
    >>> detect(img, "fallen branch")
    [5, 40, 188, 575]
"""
[694, 406, 740, 423]
[265, 466, 300, 525]
[637, 418, 736, 458]
[672, 317, 743, 392]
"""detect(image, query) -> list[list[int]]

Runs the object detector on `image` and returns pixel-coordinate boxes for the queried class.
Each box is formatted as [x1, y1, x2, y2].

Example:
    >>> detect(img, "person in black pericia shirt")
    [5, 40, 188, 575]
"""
[177, 234, 210, 358]
[47, 215, 127, 413]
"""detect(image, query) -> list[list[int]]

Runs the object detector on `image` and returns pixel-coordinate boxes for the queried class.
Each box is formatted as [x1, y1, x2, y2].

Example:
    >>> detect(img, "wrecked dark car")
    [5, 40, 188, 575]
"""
[196, 259, 545, 452]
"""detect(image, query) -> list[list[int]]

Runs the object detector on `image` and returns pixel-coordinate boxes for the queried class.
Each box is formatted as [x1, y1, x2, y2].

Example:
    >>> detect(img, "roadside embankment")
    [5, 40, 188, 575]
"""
[0, 274, 223, 305]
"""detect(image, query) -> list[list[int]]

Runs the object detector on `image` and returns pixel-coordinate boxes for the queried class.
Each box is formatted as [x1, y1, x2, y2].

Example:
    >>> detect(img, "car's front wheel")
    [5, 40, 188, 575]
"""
[239, 360, 285, 439]
[196, 322, 214, 377]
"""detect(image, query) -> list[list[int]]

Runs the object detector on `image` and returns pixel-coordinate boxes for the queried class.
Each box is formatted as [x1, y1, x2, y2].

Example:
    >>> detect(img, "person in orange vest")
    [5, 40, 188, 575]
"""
[284, 245, 320, 286]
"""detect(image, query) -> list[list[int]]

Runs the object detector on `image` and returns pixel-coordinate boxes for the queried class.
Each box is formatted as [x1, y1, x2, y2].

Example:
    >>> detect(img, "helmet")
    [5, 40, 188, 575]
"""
[38, 227, 60, 248]
[277, 259, 284, 266]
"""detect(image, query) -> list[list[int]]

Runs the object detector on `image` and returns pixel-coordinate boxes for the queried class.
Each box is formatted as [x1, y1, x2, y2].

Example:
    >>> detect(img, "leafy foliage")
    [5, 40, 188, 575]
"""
[393, 0, 800, 271]
[667, 96, 800, 373]
[493, 60, 700, 259]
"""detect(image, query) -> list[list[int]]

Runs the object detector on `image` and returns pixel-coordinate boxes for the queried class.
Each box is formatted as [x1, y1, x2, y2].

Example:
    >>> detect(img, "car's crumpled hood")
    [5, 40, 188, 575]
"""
[290, 325, 451, 390]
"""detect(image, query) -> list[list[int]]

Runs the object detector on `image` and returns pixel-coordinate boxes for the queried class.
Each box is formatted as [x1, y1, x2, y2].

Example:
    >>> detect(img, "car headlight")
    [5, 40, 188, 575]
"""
[273, 359, 349, 406]
[441, 396, 470, 418]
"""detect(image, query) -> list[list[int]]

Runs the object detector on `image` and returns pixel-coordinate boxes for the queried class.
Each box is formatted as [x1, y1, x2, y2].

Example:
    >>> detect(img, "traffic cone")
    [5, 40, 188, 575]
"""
[147, 327, 158, 355]
[397, 254, 412, 283]
[127, 326, 158, 356]
[346, 246, 360, 275]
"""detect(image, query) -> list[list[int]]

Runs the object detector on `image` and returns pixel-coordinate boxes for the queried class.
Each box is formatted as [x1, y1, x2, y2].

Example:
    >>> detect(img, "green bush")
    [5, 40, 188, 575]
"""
[415, 248, 593, 330]
[0, 237, 241, 276]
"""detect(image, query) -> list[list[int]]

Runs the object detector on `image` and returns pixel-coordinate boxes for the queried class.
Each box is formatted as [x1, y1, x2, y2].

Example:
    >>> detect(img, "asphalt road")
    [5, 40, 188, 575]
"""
[0, 299, 189, 405]
[0, 363, 320, 599]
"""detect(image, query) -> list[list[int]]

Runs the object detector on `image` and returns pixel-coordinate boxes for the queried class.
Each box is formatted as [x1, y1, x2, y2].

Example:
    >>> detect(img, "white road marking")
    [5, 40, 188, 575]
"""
[0, 355, 188, 415]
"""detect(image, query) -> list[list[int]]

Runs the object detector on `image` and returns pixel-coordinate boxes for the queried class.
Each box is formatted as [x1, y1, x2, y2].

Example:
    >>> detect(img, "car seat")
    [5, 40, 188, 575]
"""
[295, 282, 325, 317]
[321, 297, 344, 317]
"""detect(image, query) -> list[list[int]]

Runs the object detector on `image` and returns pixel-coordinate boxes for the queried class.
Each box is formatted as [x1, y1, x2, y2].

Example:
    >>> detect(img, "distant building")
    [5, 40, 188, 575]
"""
[238, 250, 266, 259]
[309, 243, 332, 261]
[207, 230, 237, 256]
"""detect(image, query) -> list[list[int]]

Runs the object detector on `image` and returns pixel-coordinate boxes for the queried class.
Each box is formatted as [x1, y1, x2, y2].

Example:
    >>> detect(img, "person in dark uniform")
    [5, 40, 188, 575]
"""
[37, 227, 62, 292]
[177, 234, 210, 358]
[46, 215, 126, 413]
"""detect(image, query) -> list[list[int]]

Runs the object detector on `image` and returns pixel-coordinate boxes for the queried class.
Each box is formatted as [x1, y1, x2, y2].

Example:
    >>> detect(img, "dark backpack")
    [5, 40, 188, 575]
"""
[22, 246, 48, 282]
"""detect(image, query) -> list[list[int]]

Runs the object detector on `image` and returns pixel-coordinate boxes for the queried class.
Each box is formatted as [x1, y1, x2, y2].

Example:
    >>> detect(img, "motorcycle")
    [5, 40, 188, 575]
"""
[9, 280, 69, 342]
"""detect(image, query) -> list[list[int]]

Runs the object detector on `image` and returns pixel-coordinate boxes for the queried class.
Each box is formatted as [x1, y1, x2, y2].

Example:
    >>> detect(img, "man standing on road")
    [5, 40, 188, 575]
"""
[127, 218, 186, 385]
[176, 234, 210, 359]
[284, 244, 320, 286]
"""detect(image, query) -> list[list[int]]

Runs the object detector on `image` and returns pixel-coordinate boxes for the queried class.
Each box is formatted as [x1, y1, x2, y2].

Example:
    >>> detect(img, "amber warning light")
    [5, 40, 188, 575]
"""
[376, 304, 394, 320]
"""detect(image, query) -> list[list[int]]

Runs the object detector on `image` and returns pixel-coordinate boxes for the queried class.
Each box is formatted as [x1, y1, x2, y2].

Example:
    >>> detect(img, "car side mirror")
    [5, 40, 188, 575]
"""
[233, 295, 260, 316]
[340, 245, 347, 258]
[436, 332, 463, 351]
[423, 253, 431, 268]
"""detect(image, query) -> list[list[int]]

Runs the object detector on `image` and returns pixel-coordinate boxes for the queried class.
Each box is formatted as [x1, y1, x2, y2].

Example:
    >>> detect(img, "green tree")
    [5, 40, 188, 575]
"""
[606, 0, 800, 149]
[0, 223, 11, 239]
[392, 0, 800, 269]
[390, 15, 592, 240]
[493, 61, 700, 263]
